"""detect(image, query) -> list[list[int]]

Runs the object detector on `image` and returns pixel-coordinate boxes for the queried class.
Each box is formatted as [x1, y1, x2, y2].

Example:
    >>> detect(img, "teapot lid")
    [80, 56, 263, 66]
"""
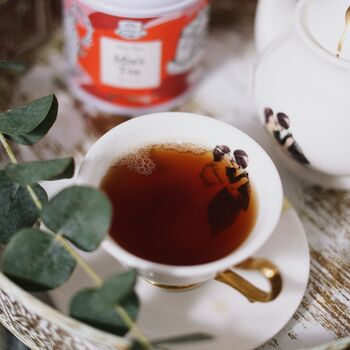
[304, 0, 350, 60]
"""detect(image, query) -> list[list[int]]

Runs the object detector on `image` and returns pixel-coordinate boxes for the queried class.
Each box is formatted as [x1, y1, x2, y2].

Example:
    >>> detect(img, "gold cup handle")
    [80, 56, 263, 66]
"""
[215, 258, 283, 303]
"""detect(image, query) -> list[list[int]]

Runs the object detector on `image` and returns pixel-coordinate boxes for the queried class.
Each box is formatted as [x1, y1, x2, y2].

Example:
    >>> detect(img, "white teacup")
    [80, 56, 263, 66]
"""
[79, 112, 283, 302]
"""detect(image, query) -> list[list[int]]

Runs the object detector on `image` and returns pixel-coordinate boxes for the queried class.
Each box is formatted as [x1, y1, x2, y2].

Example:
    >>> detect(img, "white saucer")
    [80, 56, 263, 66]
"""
[50, 207, 310, 350]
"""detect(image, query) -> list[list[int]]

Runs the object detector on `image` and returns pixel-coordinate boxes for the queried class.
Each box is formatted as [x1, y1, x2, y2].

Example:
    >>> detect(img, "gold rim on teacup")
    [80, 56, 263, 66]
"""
[144, 257, 282, 303]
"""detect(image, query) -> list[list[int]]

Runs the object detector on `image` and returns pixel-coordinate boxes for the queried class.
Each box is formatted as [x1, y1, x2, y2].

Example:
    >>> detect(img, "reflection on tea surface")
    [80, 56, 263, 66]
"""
[101, 143, 257, 266]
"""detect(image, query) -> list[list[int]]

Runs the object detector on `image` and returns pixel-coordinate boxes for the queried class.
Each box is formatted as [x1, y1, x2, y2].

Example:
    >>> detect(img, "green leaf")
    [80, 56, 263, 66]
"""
[70, 270, 139, 336]
[9, 103, 57, 145]
[0, 170, 47, 244]
[0, 61, 25, 72]
[3, 228, 76, 291]
[41, 186, 112, 252]
[5, 158, 75, 185]
[0, 94, 58, 145]
[100, 269, 137, 302]
[129, 341, 144, 350]
[151, 333, 215, 346]
[130, 340, 157, 350]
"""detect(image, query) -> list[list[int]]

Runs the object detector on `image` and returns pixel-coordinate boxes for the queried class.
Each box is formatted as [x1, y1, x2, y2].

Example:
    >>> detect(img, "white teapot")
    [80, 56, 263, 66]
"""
[254, 0, 350, 188]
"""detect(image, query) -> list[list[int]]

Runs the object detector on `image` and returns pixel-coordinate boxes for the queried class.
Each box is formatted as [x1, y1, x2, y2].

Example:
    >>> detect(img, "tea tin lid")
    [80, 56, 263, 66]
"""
[78, 0, 199, 18]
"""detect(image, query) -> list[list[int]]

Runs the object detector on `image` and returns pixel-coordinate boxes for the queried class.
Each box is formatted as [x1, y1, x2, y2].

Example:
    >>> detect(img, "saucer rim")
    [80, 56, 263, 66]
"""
[134, 207, 310, 350]
[49, 205, 310, 350]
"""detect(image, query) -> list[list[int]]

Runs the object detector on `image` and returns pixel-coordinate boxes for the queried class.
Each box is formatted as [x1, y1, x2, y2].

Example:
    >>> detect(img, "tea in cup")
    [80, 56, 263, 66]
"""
[79, 113, 283, 302]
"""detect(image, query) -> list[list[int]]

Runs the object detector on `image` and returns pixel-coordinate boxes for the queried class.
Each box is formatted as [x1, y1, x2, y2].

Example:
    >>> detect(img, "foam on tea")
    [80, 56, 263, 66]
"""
[101, 143, 257, 266]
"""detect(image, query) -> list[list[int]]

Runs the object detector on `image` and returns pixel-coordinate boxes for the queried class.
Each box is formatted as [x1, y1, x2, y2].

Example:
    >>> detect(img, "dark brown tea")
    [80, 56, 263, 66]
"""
[101, 143, 257, 266]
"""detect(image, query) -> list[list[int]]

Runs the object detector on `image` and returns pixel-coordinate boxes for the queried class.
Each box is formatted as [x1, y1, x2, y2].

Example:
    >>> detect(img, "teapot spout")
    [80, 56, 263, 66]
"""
[255, 0, 298, 53]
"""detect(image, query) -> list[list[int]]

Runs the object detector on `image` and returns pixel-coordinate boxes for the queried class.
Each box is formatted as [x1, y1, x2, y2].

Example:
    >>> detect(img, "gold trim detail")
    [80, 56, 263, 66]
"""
[215, 258, 283, 303]
[283, 197, 292, 213]
[143, 279, 201, 292]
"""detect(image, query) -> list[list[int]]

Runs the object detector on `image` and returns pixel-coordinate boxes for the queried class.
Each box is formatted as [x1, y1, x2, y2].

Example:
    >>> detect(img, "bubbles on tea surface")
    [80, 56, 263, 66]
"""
[160, 142, 208, 155]
[116, 143, 208, 175]
[117, 147, 155, 175]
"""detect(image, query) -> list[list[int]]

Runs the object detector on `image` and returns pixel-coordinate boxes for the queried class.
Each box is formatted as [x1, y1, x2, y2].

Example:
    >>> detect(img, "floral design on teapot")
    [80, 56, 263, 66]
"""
[264, 108, 310, 165]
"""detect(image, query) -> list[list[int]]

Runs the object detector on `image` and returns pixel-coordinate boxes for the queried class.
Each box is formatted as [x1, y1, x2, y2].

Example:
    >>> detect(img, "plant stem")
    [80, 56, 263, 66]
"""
[0, 133, 153, 350]
[0, 133, 100, 286]
[116, 306, 153, 350]
[0, 132, 17, 164]
[0, 132, 42, 210]
[26, 185, 43, 210]
[54, 234, 153, 349]
[55, 235, 103, 287]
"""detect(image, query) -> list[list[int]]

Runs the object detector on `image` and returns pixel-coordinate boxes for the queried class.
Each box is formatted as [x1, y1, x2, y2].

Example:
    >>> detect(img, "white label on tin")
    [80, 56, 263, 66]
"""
[100, 37, 161, 89]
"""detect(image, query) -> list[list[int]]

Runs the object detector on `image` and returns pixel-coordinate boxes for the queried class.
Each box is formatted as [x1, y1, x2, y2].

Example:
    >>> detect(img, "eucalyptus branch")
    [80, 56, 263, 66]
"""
[55, 234, 103, 287]
[116, 306, 153, 350]
[0, 134, 100, 283]
[0, 132, 17, 164]
[25, 184, 43, 210]
[0, 133, 153, 350]
[0, 132, 43, 210]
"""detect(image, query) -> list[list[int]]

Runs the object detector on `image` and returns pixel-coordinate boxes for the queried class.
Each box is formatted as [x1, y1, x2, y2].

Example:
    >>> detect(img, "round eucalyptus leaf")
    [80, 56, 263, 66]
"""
[5, 158, 75, 185]
[0, 170, 47, 244]
[3, 228, 76, 291]
[70, 271, 139, 336]
[41, 186, 112, 252]
[100, 269, 137, 303]
[8, 95, 58, 145]
[71, 291, 139, 336]
[0, 95, 58, 142]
